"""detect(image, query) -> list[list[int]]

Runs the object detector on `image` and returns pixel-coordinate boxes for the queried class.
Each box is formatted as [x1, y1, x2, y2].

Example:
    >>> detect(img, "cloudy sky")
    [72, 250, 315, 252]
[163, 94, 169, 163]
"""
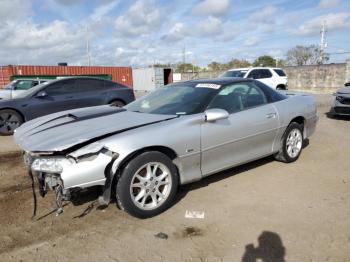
[0, 0, 349, 67]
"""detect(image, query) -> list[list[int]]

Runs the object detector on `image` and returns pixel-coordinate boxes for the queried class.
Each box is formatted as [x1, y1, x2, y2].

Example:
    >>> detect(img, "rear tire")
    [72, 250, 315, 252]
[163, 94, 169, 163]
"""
[109, 100, 125, 107]
[274, 122, 303, 163]
[0, 109, 23, 136]
[116, 151, 179, 218]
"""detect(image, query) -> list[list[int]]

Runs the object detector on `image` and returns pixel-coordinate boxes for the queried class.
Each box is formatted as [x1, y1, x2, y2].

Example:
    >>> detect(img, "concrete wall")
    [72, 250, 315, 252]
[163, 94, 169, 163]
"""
[180, 60, 350, 93]
[283, 63, 346, 92]
[180, 71, 224, 81]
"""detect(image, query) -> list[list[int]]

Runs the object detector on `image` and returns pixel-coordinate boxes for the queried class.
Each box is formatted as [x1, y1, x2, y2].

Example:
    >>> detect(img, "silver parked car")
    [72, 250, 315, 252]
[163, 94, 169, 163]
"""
[14, 78, 318, 218]
[0, 79, 50, 100]
[330, 82, 350, 116]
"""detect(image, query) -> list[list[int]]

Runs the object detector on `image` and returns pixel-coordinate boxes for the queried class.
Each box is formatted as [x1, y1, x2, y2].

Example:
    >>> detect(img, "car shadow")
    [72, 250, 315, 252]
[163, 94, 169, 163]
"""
[63, 155, 275, 217]
[60, 150, 305, 219]
[173, 156, 275, 207]
[242, 231, 286, 262]
[325, 111, 350, 121]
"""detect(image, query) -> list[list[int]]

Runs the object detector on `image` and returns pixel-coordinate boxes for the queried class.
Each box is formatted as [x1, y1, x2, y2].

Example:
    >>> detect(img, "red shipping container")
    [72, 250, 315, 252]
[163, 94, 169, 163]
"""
[0, 65, 133, 88]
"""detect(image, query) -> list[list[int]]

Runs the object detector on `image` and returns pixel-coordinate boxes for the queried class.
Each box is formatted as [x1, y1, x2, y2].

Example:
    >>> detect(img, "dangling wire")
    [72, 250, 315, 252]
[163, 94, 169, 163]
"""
[27, 169, 37, 219]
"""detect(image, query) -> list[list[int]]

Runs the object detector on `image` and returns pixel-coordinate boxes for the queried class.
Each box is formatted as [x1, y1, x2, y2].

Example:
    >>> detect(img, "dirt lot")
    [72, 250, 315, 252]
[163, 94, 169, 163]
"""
[0, 94, 349, 262]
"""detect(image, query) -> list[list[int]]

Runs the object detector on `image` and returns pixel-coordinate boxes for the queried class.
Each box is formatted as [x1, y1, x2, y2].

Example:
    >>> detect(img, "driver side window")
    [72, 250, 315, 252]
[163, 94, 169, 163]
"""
[208, 82, 267, 114]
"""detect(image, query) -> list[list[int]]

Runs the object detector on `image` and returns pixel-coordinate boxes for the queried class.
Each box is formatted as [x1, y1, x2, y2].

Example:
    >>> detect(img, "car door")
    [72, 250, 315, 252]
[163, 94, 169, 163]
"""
[27, 79, 78, 119]
[200, 81, 279, 176]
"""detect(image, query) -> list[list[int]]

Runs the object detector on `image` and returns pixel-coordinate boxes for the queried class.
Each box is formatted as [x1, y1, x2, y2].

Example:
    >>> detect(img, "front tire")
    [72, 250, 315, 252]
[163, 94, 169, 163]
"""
[0, 109, 23, 136]
[274, 122, 303, 163]
[116, 151, 179, 218]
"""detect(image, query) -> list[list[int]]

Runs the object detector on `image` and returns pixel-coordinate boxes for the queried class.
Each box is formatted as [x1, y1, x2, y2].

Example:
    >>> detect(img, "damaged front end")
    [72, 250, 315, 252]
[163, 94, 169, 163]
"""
[24, 143, 119, 217]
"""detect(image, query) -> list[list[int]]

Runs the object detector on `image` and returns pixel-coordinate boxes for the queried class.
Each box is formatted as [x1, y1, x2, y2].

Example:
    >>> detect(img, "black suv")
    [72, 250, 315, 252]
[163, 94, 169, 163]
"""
[0, 77, 135, 135]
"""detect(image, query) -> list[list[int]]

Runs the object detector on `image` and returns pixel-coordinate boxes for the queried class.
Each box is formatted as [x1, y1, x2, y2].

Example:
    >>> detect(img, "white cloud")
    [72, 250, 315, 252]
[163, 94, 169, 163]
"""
[197, 16, 223, 36]
[192, 0, 229, 17]
[249, 5, 278, 23]
[91, 1, 120, 21]
[114, 0, 162, 37]
[296, 12, 350, 35]
[0, 19, 86, 65]
[319, 0, 340, 8]
[244, 36, 259, 47]
[54, 0, 84, 5]
[0, 0, 32, 23]
[2, 21, 82, 50]
[162, 23, 187, 42]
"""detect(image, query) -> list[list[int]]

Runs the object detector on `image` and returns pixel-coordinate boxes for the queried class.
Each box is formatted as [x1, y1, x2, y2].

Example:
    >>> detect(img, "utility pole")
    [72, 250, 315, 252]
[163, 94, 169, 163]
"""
[319, 20, 327, 64]
[182, 46, 186, 65]
[86, 26, 91, 66]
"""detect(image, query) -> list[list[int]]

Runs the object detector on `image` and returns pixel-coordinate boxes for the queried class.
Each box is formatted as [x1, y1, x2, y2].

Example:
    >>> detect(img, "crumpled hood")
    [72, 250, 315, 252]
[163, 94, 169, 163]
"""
[14, 105, 176, 152]
[336, 86, 350, 94]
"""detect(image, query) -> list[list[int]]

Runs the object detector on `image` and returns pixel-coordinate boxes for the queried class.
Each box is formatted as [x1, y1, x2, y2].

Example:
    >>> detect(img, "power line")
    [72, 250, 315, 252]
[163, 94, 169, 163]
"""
[327, 51, 350, 55]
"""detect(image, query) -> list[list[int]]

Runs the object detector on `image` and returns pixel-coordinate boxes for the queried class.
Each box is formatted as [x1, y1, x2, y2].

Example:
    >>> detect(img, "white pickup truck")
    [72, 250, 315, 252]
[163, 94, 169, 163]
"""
[0, 79, 49, 100]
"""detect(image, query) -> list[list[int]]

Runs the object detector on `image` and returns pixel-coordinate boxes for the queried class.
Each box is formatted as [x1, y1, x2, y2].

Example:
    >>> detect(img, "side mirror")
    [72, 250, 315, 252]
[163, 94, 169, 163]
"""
[205, 108, 229, 122]
[36, 91, 48, 98]
[345, 82, 350, 87]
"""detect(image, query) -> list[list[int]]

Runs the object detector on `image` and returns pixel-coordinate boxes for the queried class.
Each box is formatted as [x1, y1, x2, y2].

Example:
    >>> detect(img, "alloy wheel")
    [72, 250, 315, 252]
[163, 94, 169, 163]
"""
[0, 112, 21, 134]
[130, 162, 172, 211]
[286, 128, 302, 158]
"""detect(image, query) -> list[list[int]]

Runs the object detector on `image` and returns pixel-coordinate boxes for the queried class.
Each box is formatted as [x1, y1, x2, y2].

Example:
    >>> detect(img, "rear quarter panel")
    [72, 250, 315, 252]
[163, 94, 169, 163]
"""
[107, 87, 135, 104]
[272, 94, 317, 152]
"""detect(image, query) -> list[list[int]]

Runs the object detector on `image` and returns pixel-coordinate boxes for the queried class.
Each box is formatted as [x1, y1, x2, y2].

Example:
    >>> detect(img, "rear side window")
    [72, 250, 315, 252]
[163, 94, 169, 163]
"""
[274, 69, 286, 76]
[208, 82, 267, 113]
[254, 81, 287, 103]
[247, 69, 272, 79]
[45, 80, 76, 95]
[259, 69, 272, 78]
[76, 79, 105, 92]
[247, 70, 259, 79]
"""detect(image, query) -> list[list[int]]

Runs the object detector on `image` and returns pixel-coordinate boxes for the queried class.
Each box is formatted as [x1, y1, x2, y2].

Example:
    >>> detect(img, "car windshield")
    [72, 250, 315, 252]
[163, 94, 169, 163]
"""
[221, 70, 247, 78]
[15, 81, 50, 98]
[3, 81, 16, 90]
[125, 84, 218, 115]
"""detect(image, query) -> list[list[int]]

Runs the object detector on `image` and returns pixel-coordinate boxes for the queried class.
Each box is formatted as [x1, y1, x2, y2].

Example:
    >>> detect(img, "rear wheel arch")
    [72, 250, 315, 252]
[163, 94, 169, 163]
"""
[276, 84, 286, 90]
[289, 116, 305, 136]
[108, 99, 126, 107]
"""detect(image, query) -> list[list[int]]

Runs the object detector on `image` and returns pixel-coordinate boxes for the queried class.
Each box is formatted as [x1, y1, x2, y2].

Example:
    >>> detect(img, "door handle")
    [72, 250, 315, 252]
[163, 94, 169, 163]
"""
[266, 113, 276, 119]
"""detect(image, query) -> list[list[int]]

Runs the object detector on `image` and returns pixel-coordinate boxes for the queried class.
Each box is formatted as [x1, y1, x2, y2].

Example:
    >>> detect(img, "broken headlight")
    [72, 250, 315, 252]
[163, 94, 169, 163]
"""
[32, 158, 69, 173]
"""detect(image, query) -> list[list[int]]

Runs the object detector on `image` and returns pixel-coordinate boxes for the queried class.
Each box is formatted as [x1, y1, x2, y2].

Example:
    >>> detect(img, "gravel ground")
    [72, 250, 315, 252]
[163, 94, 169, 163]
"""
[0, 136, 20, 156]
[0, 94, 349, 262]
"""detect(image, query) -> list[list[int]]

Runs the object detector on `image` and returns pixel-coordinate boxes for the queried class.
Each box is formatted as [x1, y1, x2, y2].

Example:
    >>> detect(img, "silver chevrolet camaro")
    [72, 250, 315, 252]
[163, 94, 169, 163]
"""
[14, 78, 318, 218]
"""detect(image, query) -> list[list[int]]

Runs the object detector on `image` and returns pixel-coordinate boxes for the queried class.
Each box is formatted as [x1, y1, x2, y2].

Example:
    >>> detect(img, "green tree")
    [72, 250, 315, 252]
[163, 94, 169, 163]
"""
[207, 61, 222, 71]
[226, 59, 251, 69]
[176, 63, 200, 73]
[253, 55, 276, 67]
